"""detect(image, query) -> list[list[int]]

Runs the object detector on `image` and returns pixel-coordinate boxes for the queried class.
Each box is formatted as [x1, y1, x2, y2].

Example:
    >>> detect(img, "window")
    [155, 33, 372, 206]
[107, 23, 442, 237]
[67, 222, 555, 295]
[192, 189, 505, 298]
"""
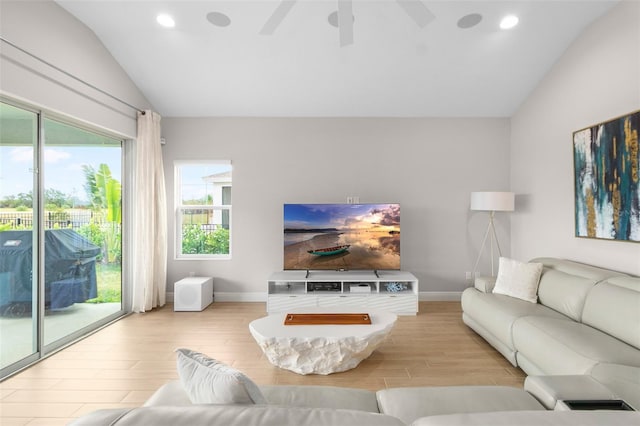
[175, 161, 232, 259]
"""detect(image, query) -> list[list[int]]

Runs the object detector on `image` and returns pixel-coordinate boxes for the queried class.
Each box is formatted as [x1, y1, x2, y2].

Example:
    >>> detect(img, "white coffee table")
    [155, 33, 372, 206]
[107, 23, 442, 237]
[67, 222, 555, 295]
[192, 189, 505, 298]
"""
[249, 307, 397, 375]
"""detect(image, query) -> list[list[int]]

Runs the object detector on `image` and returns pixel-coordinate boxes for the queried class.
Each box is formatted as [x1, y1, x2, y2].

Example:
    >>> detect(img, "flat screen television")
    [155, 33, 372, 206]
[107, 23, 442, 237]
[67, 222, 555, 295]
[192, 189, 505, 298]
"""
[283, 203, 400, 271]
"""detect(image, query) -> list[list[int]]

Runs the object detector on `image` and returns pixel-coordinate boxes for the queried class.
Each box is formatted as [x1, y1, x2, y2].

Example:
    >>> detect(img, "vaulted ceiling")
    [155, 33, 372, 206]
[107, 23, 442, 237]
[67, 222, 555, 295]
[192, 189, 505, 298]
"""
[56, 1, 617, 117]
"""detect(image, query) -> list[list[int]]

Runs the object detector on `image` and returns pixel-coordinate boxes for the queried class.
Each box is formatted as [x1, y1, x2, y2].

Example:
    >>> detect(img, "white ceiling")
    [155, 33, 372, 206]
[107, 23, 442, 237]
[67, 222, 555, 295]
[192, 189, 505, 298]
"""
[55, 1, 617, 118]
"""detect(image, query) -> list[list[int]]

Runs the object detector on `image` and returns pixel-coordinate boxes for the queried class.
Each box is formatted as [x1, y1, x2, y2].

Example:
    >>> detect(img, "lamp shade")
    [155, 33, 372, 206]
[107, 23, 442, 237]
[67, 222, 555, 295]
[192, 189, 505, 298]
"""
[470, 192, 515, 212]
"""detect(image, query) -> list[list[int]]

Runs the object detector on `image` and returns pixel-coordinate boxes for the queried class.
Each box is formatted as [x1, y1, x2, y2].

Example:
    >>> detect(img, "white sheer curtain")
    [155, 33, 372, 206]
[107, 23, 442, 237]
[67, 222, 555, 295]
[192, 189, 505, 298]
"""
[131, 110, 167, 312]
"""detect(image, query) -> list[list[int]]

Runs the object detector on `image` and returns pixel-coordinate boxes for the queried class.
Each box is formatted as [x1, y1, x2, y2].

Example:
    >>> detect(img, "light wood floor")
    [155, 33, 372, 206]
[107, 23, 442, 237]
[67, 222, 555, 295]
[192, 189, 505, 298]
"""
[0, 301, 525, 425]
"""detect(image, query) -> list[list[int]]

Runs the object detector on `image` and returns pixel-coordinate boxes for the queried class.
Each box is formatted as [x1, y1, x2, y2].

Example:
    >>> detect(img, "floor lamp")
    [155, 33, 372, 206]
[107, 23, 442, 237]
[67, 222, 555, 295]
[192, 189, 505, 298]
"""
[471, 191, 515, 276]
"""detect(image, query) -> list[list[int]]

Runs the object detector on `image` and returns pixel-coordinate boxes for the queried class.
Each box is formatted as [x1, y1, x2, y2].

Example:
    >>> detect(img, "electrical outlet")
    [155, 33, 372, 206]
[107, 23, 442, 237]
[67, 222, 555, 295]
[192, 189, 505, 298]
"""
[465, 271, 473, 282]
[347, 196, 353, 204]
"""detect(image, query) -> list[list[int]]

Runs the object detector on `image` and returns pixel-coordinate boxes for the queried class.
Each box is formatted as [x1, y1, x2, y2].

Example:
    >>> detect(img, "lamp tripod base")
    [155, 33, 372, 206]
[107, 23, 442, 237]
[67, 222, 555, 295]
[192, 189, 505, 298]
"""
[472, 211, 503, 277]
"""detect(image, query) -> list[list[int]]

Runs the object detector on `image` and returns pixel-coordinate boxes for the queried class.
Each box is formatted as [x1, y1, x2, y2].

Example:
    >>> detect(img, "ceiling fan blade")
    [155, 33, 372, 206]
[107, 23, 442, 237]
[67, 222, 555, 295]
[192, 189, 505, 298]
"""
[338, 0, 354, 47]
[260, 0, 297, 35]
[395, 0, 435, 28]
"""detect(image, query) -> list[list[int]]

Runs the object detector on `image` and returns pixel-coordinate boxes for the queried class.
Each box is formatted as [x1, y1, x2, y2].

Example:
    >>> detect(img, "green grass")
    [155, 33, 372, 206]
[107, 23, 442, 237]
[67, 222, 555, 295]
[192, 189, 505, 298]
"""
[86, 262, 122, 303]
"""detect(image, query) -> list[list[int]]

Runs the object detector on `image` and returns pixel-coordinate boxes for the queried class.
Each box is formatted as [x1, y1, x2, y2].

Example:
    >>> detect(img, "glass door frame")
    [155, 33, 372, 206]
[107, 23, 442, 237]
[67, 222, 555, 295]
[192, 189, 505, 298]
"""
[0, 99, 41, 378]
[0, 96, 129, 380]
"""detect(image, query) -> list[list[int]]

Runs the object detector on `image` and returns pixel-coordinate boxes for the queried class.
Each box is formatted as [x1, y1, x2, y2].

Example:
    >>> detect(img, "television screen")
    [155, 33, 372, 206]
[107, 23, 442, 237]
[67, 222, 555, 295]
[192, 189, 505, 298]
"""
[284, 203, 400, 270]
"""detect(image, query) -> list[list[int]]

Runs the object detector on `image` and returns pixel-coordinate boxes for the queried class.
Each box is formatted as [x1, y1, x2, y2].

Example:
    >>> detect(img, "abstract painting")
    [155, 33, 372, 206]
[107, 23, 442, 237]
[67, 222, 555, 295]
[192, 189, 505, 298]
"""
[574, 111, 639, 242]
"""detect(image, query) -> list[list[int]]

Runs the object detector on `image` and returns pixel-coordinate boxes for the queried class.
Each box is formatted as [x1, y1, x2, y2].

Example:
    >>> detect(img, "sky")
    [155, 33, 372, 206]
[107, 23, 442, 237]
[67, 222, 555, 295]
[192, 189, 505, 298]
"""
[0, 146, 122, 203]
[178, 163, 231, 202]
[284, 203, 401, 230]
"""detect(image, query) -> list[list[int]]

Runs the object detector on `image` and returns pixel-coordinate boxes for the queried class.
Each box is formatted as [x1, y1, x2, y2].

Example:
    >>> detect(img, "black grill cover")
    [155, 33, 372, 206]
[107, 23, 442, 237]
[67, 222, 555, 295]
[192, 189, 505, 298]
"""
[0, 229, 101, 311]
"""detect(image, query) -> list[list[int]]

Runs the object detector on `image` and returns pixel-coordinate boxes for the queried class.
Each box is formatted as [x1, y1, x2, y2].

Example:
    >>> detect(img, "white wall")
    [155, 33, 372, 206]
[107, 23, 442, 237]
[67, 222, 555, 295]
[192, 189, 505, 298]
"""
[511, 1, 640, 275]
[161, 118, 511, 298]
[0, 0, 151, 138]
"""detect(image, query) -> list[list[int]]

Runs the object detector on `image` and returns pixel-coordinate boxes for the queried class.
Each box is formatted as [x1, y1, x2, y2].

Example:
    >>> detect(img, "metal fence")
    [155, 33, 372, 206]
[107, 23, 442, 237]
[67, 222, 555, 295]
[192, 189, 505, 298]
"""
[0, 211, 103, 230]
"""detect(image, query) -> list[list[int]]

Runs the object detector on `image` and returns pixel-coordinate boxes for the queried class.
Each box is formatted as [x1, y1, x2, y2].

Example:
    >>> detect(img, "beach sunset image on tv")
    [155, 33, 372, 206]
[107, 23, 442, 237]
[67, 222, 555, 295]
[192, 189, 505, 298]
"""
[283, 203, 400, 270]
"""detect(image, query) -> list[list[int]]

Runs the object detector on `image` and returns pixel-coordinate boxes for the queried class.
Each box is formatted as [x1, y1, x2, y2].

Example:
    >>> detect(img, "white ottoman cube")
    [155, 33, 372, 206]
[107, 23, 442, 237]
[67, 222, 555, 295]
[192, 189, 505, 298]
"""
[174, 277, 213, 311]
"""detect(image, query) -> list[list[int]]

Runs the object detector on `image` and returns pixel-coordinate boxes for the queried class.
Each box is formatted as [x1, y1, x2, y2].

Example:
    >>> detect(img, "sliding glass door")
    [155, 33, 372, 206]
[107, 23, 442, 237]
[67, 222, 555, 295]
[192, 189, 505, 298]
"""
[41, 118, 123, 348]
[0, 100, 126, 378]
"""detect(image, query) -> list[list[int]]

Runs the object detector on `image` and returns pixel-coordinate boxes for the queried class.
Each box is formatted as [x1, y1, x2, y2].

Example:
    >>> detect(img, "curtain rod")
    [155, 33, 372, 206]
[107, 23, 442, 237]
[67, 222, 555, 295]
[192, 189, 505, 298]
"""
[0, 36, 146, 114]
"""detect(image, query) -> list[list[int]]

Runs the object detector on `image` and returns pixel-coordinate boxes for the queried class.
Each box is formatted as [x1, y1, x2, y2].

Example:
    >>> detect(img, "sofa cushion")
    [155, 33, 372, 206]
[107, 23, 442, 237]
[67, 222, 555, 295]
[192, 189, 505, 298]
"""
[260, 385, 379, 412]
[492, 257, 543, 303]
[536, 269, 597, 321]
[581, 277, 640, 349]
[512, 316, 640, 375]
[175, 348, 267, 404]
[531, 257, 628, 321]
[461, 288, 567, 353]
[376, 386, 544, 425]
[410, 410, 640, 426]
[69, 404, 406, 426]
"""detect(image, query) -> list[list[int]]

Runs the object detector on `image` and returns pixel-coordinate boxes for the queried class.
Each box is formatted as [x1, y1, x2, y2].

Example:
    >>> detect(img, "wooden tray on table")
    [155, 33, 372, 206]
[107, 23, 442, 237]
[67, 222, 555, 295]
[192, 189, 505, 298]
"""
[284, 313, 371, 325]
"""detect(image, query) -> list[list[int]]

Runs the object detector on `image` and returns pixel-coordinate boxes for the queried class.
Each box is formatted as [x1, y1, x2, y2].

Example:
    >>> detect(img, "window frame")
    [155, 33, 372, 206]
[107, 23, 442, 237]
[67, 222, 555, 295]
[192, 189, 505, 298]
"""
[174, 160, 232, 260]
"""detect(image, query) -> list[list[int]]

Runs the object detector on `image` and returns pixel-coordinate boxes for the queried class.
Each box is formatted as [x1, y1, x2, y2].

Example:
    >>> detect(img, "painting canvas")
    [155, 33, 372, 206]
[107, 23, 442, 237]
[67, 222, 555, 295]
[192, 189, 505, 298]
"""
[573, 111, 639, 242]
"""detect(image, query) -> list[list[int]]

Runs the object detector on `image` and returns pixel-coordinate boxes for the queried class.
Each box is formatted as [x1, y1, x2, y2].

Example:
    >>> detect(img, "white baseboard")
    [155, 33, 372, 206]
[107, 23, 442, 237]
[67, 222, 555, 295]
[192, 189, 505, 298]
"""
[419, 291, 462, 301]
[166, 292, 266, 303]
[168, 292, 461, 303]
[212, 292, 266, 302]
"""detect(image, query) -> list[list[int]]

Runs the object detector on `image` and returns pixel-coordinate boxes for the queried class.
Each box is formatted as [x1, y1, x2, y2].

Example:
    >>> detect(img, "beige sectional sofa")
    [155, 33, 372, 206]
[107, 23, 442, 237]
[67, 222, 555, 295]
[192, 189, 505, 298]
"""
[71, 379, 640, 425]
[462, 257, 640, 377]
[71, 257, 640, 424]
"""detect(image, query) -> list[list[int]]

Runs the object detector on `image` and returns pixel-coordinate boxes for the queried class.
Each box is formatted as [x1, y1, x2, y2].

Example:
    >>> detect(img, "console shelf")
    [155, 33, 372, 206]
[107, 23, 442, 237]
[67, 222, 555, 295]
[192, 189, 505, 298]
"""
[267, 270, 418, 315]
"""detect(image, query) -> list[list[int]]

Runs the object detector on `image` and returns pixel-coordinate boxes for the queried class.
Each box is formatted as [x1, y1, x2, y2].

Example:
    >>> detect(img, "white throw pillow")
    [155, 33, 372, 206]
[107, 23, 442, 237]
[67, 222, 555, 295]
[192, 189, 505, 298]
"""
[492, 257, 543, 303]
[175, 348, 267, 404]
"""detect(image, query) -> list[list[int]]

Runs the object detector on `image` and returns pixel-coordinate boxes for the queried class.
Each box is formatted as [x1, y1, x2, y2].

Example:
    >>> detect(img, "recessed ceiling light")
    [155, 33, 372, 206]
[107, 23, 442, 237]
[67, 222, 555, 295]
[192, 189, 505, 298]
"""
[157, 14, 175, 28]
[327, 11, 355, 28]
[500, 15, 519, 30]
[207, 12, 231, 27]
[457, 13, 482, 29]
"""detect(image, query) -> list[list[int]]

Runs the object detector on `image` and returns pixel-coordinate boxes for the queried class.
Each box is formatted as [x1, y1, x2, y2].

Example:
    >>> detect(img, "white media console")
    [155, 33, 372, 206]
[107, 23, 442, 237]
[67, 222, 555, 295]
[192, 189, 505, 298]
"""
[267, 270, 418, 315]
